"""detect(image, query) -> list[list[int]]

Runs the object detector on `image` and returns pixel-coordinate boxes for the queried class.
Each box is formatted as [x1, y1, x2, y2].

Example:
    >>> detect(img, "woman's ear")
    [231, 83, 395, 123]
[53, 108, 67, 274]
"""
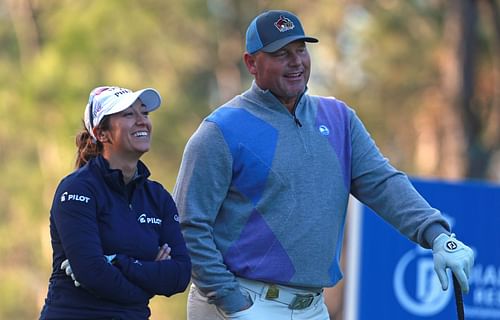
[93, 127, 109, 143]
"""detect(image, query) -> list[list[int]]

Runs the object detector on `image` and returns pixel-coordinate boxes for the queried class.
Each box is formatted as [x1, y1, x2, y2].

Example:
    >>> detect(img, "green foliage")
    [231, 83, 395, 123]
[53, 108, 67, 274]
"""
[0, 269, 41, 319]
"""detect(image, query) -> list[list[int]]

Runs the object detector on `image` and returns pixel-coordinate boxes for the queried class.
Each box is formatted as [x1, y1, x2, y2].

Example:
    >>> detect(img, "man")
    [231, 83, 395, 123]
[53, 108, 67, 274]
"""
[174, 9, 474, 319]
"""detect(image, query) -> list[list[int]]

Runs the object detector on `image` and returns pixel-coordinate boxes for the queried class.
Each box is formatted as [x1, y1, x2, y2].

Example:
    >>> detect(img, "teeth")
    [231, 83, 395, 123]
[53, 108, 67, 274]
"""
[133, 131, 148, 137]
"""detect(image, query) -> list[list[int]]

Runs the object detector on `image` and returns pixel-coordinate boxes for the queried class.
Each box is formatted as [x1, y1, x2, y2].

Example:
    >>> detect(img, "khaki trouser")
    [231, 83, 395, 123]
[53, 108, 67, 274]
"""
[187, 278, 330, 320]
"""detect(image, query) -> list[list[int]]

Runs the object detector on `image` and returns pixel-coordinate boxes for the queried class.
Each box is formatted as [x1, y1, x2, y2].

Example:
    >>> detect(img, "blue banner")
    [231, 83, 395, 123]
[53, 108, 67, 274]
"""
[356, 178, 500, 319]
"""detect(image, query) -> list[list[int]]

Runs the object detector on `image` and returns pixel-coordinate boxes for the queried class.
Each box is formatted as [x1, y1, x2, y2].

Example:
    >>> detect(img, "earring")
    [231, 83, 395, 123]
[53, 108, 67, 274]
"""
[99, 133, 107, 142]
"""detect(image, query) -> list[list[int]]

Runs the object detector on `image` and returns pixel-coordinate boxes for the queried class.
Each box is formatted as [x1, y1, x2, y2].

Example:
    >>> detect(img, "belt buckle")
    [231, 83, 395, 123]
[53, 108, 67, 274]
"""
[265, 285, 280, 300]
[289, 294, 314, 310]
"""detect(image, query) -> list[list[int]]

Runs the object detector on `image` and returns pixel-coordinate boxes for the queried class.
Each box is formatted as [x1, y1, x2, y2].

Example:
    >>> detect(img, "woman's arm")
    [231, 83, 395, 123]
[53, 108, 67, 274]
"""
[52, 180, 153, 304]
[109, 190, 191, 296]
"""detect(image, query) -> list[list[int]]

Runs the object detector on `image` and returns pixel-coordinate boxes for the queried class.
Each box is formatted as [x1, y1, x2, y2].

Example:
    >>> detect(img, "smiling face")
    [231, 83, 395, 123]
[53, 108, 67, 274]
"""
[244, 40, 311, 111]
[96, 98, 152, 162]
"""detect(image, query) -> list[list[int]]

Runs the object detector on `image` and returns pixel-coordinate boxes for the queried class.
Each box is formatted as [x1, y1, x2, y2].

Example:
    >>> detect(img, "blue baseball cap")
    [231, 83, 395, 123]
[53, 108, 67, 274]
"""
[245, 10, 318, 54]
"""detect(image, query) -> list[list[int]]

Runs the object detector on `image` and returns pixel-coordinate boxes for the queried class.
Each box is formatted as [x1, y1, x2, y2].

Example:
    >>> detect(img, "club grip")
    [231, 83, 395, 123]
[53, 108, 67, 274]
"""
[452, 273, 465, 320]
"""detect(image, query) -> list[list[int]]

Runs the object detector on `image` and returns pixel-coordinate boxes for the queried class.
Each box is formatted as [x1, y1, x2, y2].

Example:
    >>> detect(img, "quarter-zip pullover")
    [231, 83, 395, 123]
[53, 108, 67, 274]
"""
[173, 81, 449, 313]
[40, 155, 191, 319]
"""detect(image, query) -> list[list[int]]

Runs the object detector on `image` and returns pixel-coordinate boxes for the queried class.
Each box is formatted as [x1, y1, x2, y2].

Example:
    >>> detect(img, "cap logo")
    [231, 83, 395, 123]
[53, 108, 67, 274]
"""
[89, 87, 112, 120]
[113, 88, 130, 97]
[94, 87, 111, 96]
[92, 105, 102, 118]
[274, 15, 295, 33]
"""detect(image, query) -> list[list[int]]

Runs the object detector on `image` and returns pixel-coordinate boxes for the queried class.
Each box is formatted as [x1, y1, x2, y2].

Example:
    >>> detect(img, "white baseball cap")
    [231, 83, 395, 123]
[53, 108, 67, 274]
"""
[84, 86, 162, 139]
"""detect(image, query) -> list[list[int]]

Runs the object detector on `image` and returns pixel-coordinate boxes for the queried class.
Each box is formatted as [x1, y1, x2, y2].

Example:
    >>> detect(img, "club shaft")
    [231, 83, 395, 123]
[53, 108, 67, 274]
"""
[453, 273, 465, 320]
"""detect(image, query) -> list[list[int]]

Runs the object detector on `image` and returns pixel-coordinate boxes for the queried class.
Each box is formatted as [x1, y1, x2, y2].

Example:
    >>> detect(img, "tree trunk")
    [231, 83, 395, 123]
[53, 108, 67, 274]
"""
[458, 0, 487, 178]
[5, 0, 40, 70]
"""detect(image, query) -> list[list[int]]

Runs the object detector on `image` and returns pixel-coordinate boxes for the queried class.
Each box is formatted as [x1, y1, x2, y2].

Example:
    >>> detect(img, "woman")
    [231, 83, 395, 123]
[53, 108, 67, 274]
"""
[40, 86, 191, 319]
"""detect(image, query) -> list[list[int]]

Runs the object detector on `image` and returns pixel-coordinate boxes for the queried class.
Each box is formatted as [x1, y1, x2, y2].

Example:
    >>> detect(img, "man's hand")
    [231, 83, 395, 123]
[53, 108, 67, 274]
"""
[432, 233, 474, 293]
[60, 259, 80, 287]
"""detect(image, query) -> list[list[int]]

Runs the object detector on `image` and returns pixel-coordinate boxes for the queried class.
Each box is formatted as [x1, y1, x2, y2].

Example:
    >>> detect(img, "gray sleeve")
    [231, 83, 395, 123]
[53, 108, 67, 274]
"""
[173, 121, 249, 313]
[348, 110, 450, 248]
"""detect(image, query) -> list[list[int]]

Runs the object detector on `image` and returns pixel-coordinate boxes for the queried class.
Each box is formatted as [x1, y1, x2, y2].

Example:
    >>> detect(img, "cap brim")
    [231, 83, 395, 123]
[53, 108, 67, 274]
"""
[106, 88, 162, 116]
[136, 88, 162, 112]
[260, 36, 318, 53]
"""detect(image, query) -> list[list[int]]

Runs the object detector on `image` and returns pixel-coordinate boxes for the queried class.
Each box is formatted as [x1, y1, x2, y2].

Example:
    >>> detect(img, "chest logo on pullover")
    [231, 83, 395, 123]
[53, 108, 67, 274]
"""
[60, 192, 90, 203]
[137, 213, 162, 225]
[318, 125, 330, 136]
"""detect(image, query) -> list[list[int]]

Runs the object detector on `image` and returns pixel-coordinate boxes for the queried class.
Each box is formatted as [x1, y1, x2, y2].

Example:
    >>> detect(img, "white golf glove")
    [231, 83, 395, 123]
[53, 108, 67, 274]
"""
[432, 233, 474, 293]
[60, 259, 80, 287]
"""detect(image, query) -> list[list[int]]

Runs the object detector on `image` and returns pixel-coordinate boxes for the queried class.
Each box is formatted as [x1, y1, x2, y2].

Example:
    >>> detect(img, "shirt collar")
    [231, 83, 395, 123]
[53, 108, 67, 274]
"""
[94, 155, 150, 193]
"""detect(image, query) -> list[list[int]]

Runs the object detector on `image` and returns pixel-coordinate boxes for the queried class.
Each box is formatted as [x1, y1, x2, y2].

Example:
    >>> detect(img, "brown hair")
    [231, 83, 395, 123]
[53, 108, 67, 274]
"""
[74, 116, 110, 168]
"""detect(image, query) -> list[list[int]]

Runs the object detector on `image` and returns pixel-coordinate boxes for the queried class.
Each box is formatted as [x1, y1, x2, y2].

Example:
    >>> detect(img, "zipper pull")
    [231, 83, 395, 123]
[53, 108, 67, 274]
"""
[294, 115, 303, 127]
